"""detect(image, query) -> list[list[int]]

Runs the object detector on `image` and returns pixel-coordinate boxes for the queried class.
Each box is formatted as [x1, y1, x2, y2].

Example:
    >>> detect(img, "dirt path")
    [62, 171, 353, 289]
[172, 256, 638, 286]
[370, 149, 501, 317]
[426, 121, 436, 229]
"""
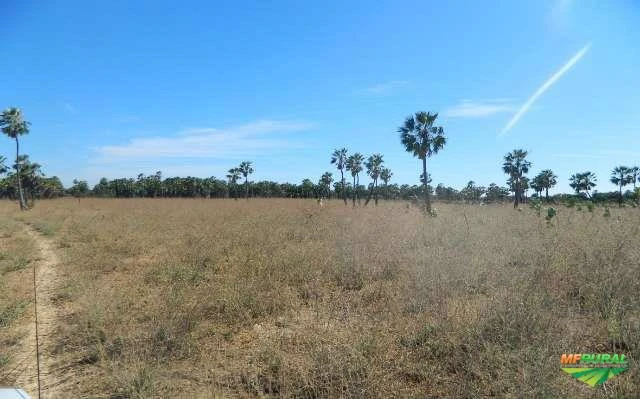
[13, 224, 62, 398]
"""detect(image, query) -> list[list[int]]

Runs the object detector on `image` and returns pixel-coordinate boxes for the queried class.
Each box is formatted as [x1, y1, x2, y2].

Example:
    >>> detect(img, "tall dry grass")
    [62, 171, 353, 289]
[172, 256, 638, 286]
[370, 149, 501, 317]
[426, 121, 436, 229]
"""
[1, 198, 639, 398]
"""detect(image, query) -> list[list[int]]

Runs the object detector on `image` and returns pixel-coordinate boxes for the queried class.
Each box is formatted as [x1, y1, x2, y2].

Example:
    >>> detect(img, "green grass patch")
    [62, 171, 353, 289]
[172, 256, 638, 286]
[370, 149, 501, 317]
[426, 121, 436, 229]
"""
[0, 301, 29, 328]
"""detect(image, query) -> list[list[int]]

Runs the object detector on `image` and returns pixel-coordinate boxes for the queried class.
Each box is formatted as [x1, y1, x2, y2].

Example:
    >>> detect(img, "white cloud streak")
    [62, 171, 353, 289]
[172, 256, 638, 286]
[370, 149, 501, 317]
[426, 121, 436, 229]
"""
[500, 43, 591, 136]
[444, 99, 516, 118]
[95, 120, 313, 160]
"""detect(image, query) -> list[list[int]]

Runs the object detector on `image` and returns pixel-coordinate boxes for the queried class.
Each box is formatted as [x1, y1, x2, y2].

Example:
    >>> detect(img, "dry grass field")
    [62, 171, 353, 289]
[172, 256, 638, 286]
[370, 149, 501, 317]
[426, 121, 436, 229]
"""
[1, 198, 639, 398]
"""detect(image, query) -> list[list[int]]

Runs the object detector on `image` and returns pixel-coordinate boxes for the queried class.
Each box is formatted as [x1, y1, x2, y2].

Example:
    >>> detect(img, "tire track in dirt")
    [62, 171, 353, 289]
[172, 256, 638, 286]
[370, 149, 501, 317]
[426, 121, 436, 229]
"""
[13, 224, 62, 398]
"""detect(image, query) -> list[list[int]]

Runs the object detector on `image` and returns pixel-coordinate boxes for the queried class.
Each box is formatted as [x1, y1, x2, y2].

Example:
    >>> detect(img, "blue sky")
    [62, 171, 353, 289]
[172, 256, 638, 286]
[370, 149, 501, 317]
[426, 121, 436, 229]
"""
[1, 0, 639, 193]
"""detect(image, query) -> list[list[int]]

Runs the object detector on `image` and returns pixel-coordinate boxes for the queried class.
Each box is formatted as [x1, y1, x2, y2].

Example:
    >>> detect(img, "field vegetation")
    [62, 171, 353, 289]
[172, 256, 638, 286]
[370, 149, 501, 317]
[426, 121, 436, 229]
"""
[1, 198, 638, 398]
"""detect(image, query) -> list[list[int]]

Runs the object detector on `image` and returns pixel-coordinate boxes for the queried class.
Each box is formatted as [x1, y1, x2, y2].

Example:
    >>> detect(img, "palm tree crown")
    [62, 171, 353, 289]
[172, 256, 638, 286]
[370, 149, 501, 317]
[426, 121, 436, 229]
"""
[365, 154, 384, 181]
[399, 112, 446, 159]
[346, 153, 364, 178]
[238, 161, 254, 179]
[610, 166, 632, 187]
[330, 148, 348, 170]
[610, 166, 633, 205]
[569, 171, 597, 198]
[0, 107, 30, 139]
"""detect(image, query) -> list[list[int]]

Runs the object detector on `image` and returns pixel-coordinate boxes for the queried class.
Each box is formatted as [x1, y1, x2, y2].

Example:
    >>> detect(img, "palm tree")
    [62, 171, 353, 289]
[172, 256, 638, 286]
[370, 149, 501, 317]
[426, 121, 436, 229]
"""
[530, 175, 544, 198]
[0, 107, 30, 210]
[331, 148, 349, 205]
[238, 161, 254, 199]
[610, 166, 632, 206]
[569, 171, 597, 198]
[398, 111, 446, 212]
[12, 155, 43, 205]
[537, 169, 557, 201]
[630, 166, 639, 190]
[226, 168, 241, 199]
[380, 168, 393, 200]
[345, 153, 364, 207]
[502, 149, 531, 208]
[319, 172, 333, 198]
[364, 153, 384, 206]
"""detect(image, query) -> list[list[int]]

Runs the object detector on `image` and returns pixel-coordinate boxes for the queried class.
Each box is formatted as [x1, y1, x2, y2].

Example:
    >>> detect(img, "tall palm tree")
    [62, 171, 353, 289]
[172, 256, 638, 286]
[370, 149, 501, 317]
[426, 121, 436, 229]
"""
[0, 107, 30, 210]
[238, 161, 254, 199]
[502, 149, 531, 208]
[537, 169, 557, 201]
[331, 148, 349, 205]
[380, 168, 392, 200]
[345, 153, 364, 207]
[569, 171, 597, 198]
[364, 153, 384, 206]
[398, 111, 446, 212]
[610, 166, 632, 206]
[226, 168, 241, 199]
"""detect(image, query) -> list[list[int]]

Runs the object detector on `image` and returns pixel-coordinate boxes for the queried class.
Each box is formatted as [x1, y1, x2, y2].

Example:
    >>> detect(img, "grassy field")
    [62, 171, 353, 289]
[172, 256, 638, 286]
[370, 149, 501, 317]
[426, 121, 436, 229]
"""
[0, 198, 639, 398]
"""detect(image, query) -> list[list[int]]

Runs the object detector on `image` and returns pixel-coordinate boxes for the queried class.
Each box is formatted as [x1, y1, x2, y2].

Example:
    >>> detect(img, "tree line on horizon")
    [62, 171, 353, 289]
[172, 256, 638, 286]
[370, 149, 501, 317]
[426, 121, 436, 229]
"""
[2, 107, 640, 209]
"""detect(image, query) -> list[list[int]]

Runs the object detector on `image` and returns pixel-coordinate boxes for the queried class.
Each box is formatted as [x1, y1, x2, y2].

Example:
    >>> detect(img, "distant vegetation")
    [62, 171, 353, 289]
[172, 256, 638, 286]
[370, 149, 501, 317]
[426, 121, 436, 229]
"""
[1, 107, 639, 208]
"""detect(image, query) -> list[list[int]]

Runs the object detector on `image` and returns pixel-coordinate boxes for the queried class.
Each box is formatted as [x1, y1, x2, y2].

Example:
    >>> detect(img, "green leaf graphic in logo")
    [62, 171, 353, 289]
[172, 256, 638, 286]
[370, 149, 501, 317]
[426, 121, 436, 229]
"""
[561, 367, 628, 387]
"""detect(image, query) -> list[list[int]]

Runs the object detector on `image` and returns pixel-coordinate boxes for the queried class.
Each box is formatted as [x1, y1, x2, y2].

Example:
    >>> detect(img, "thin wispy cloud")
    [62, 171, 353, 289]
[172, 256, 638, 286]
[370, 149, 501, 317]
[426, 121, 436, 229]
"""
[95, 120, 313, 160]
[500, 43, 591, 136]
[360, 80, 408, 95]
[444, 99, 516, 118]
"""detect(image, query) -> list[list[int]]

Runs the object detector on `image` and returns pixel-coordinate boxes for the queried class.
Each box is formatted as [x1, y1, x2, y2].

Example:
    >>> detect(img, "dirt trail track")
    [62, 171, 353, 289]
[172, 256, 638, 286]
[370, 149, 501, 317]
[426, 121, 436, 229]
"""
[13, 224, 62, 398]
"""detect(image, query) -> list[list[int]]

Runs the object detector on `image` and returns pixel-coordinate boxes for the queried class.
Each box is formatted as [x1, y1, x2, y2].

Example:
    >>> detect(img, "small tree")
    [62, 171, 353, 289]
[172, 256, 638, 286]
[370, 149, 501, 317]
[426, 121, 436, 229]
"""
[331, 148, 349, 205]
[319, 172, 333, 198]
[530, 175, 544, 198]
[226, 168, 241, 200]
[380, 168, 393, 200]
[630, 166, 639, 190]
[610, 166, 633, 206]
[538, 169, 557, 201]
[238, 161, 254, 199]
[502, 149, 531, 208]
[364, 153, 384, 206]
[346, 153, 364, 207]
[69, 179, 90, 201]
